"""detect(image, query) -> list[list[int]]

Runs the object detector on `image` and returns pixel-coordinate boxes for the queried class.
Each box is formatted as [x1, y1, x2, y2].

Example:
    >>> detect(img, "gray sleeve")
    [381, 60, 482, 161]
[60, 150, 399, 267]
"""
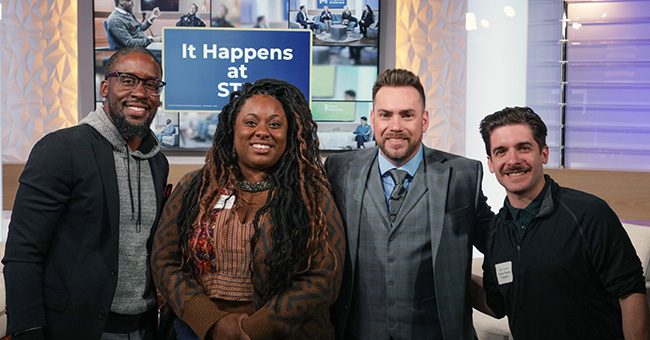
[108, 16, 152, 47]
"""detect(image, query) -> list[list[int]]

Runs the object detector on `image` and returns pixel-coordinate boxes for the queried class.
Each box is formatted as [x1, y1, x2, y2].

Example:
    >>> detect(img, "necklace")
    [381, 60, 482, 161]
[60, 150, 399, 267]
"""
[238, 178, 273, 192]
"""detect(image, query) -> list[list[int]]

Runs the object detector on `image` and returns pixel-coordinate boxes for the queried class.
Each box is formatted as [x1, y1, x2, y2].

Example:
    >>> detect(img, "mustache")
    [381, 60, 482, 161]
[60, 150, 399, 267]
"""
[383, 132, 409, 139]
[503, 164, 529, 174]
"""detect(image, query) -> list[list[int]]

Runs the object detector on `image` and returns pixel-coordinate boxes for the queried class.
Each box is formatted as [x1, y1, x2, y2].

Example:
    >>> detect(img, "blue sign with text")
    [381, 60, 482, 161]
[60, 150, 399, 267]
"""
[316, 0, 347, 9]
[162, 28, 311, 112]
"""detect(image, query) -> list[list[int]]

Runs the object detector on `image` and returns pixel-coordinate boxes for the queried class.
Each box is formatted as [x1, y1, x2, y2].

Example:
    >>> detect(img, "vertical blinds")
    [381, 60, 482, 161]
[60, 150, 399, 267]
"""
[564, 0, 650, 170]
[526, 0, 563, 167]
[527, 0, 650, 171]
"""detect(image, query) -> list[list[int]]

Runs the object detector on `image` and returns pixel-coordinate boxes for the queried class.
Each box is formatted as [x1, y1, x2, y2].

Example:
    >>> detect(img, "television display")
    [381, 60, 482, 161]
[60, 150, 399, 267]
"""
[93, 0, 380, 150]
[312, 101, 356, 121]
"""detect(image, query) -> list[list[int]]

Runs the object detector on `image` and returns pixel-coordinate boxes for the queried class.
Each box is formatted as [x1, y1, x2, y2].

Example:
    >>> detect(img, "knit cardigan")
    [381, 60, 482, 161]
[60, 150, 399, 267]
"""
[151, 171, 345, 339]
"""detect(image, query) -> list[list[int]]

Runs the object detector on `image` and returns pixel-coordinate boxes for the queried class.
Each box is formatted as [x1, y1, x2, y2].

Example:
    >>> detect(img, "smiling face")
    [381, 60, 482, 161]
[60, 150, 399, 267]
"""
[234, 95, 288, 181]
[487, 124, 549, 208]
[372, 86, 429, 167]
[100, 52, 161, 143]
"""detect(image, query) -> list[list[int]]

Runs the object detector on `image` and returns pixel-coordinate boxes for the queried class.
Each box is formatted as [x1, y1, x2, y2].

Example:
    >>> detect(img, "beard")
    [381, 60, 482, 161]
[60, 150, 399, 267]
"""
[108, 102, 154, 142]
[382, 143, 418, 164]
[378, 132, 419, 165]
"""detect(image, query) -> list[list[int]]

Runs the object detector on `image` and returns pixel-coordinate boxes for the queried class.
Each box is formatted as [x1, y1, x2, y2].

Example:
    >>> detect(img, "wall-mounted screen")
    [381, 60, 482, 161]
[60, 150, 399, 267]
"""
[92, 0, 380, 150]
[312, 101, 356, 121]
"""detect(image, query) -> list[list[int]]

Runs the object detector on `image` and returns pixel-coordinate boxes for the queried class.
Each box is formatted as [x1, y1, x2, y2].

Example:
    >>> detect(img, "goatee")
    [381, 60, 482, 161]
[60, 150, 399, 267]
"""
[113, 113, 151, 141]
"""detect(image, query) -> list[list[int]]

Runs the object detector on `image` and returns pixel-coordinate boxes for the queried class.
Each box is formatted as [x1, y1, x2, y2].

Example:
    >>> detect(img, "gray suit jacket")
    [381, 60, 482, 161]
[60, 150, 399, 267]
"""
[325, 146, 493, 340]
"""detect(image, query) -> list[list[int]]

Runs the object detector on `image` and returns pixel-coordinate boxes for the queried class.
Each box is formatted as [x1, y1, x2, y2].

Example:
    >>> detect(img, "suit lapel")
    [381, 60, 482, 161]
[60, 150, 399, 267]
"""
[424, 147, 449, 271]
[92, 140, 120, 268]
[346, 148, 378, 276]
[366, 157, 391, 229]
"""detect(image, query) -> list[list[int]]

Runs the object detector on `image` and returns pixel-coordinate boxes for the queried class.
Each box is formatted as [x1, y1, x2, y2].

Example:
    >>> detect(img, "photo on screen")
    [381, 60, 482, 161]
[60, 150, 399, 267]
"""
[315, 101, 374, 150]
[93, 0, 212, 101]
[153, 112, 181, 148]
[288, 0, 379, 47]
[313, 46, 378, 66]
[311, 64, 376, 101]
[210, 0, 288, 28]
[93, 0, 213, 149]
[92, 0, 379, 150]
[312, 101, 356, 121]
[178, 111, 220, 148]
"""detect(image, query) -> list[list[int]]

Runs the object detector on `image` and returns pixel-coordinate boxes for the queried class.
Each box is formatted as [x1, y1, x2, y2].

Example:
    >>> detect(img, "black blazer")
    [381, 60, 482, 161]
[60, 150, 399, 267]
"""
[3, 124, 169, 339]
[296, 11, 310, 28]
[360, 10, 374, 26]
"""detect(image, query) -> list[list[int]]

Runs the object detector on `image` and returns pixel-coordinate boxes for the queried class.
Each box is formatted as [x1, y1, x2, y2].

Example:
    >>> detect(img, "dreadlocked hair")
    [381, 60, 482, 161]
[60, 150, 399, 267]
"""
[176, 78, 336, 301]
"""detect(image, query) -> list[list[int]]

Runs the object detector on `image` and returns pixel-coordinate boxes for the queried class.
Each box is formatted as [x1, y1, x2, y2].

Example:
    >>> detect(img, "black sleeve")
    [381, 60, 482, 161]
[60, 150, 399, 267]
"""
[582, 200, 646, 297]
[2, 133, 73, 334]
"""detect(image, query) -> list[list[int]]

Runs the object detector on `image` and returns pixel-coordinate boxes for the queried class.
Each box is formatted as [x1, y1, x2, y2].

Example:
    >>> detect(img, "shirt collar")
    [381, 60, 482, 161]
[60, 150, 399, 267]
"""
[378, 144, 423, 178]
[504, 176, 549, 219]
[115, 7, 128, 15]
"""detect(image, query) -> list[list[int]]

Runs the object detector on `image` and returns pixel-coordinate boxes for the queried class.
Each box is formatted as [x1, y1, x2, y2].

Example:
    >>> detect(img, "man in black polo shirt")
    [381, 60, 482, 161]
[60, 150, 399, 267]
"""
[478, 106, 649, 339]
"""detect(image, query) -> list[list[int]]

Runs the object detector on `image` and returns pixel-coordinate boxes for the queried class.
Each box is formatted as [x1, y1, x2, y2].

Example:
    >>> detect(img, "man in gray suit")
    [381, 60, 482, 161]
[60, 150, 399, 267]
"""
[325, 68, 494, 339]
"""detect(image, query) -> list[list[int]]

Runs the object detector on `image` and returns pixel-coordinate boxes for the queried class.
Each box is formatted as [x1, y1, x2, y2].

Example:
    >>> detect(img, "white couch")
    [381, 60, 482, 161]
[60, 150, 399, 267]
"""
[472, 222, 650, 339]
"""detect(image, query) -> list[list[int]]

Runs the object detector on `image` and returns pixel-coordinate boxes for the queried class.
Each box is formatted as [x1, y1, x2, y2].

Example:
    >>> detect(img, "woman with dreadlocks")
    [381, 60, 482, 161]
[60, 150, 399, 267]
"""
[151, 79, 345, 340]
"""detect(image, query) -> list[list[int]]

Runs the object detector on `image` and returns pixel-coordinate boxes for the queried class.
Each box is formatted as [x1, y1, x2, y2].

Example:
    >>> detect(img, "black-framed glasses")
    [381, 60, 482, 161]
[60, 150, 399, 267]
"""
[105, 72, 166, 96]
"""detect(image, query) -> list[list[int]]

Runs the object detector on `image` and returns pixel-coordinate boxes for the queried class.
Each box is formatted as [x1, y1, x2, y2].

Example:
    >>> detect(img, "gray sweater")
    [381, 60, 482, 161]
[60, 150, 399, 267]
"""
[81, 107, 160, 315]
[106, 7, 152, 49]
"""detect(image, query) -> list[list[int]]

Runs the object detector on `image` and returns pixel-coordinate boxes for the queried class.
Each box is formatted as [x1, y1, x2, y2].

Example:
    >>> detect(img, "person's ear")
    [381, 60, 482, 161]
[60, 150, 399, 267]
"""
[100, 79, 109, 98]
[487, 155, 496, 173]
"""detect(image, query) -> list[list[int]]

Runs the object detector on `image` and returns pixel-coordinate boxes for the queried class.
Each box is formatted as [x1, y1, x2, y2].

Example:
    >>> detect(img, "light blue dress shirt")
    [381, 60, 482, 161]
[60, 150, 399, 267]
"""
[377, 144, 423, 206]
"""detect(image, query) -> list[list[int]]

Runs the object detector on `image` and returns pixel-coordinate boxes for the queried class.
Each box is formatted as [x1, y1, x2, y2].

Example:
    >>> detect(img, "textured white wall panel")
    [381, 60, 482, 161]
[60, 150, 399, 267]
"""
[1, 0, 77, 163]
[395, 0, 466, 154]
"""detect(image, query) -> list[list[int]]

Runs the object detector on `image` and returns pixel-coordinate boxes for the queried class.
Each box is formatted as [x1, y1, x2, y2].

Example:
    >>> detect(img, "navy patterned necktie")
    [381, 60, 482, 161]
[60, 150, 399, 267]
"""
[388, 169, 408, 222]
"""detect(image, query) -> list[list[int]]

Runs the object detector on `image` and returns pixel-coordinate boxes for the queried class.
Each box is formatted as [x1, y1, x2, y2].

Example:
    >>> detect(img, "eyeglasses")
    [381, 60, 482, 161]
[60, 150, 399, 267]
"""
[105, 72, 166, 96]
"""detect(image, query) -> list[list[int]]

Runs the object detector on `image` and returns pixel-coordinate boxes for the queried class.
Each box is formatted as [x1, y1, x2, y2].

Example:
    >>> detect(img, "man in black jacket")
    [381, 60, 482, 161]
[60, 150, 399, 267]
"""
[3, 47, 169, 339]
[296, 5, 311, 29]
[176, 3, 206, 27]
[479, 106, 649, 339]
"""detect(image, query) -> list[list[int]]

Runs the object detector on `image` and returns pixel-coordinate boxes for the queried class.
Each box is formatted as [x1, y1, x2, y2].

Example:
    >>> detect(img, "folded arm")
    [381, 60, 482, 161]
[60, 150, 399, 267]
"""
[241, 193, 345, 339]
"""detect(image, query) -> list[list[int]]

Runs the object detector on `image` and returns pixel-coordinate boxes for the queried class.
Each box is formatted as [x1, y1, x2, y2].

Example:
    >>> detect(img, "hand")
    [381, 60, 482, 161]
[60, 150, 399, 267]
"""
[150, 7, 160, 19]
[211, 313, 251, 340]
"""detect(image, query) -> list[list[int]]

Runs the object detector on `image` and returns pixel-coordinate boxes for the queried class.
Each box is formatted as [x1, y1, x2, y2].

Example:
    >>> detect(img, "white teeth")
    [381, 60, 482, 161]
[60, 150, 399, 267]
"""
[127, 106, 145, 112]
[252, 144, 270, 149]
[507, 171, 526, 176]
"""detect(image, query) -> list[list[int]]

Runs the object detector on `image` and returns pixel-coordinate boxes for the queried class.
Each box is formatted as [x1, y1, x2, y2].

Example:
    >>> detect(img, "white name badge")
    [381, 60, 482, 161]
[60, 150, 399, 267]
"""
[495, 261, 514, 285]
[214, 194, 235, 210]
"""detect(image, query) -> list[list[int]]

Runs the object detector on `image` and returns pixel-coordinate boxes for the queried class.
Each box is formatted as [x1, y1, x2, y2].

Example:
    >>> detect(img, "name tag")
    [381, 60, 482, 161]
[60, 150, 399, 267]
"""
[495, 261, 513, 285]
[214, 194, 235, 210]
